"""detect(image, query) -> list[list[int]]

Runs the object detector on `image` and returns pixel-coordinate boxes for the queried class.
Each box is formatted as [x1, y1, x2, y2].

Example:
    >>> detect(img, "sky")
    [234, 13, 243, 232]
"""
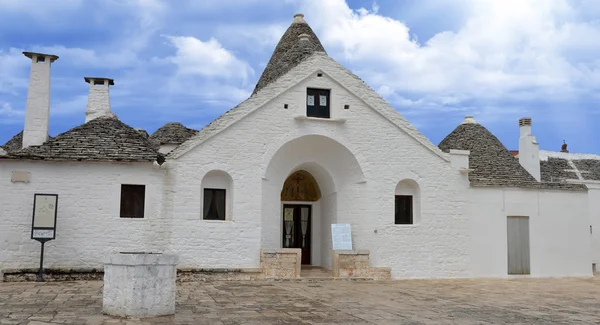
[1, 0, 599, 154]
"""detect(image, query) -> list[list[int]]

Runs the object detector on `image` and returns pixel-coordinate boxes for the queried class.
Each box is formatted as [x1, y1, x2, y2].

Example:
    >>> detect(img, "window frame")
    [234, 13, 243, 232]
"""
[203, 188, 227, 221]
[306, 88, 331, 119]
[119, 184, 146, 219]
[394, 195, 413, 225]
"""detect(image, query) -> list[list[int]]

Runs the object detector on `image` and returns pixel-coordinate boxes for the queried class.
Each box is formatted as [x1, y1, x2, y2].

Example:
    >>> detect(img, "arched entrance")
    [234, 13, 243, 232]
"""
[281, 170, 321, 264]
[261, 134, 366, 268]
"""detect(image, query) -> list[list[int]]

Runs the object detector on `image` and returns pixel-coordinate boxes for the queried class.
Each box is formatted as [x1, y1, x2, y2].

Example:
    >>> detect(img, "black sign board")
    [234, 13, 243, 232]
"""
[30, 193, 58, 281]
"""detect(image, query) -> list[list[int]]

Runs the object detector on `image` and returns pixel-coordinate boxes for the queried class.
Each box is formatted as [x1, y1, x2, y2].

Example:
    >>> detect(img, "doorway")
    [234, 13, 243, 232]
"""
[282, 204, 311, 265]
[507, 216, 531, 275]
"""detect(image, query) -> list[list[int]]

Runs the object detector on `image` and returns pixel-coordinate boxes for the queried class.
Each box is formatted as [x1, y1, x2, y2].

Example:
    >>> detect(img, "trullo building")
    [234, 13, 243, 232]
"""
[1, 14, 599, 280]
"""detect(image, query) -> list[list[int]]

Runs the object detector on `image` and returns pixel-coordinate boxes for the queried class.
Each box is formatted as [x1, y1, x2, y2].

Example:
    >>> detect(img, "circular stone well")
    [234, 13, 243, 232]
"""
[102, 252, 178, 317]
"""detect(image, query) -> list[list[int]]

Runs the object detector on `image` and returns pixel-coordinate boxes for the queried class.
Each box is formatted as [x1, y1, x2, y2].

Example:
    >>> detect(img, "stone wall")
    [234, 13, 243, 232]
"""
[332, 250, 391, 280]
[260, 248, 301, 279]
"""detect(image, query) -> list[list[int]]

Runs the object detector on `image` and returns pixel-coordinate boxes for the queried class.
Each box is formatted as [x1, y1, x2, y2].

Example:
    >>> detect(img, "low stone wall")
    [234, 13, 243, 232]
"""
[177, 268, 263, 282]
[260, 248, 302, 279]
[332, 250, 391, 280]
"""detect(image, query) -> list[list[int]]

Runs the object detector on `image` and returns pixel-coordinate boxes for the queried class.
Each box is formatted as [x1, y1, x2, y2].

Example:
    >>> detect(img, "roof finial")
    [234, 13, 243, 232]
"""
[561, 140, 569, 153]
[293, 13, 306, 24]
[461, 114, 478, 125]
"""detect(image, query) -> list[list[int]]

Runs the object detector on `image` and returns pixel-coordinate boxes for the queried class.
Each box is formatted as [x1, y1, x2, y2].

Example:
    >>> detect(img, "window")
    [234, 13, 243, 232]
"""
[306, 88, 330, 118]
[203, 188, 226, 220]
[395, 195, 413, 224]
[120, 184, 145, 218]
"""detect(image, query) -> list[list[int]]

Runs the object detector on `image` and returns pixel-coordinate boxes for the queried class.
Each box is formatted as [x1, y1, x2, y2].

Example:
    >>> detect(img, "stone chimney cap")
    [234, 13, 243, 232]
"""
[293, 13, 306, 24]
[84, 77, 115, 86]
[461, 114, 478, 125]
[519, 117, 532, 126]
[23, 51, 59, 62]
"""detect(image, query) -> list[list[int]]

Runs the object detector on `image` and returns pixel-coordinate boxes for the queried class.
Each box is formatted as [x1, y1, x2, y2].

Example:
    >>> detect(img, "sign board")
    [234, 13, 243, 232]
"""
[331, 223, 352, 250]
[31, 194, 58, 240]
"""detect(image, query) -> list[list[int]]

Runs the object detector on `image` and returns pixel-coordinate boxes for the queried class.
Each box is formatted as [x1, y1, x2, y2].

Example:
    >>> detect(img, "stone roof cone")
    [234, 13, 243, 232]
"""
[252, 13, 327, 95]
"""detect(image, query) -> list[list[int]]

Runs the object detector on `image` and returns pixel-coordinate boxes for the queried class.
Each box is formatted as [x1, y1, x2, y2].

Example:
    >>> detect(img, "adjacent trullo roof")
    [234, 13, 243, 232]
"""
[438, 116, 586, 190]
[1, 131, 24, 153]
[540, 150, 600, 182]
[252, 13, 326, 95]
[149, 122, 198, 145]
[5, 117, 160, 162]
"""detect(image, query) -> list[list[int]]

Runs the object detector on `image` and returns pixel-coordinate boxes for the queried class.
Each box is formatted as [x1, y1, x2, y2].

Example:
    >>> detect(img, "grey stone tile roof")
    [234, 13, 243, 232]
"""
[4, 116, 160, 162]
[252, 14, 326, 95]
[149, 122, 197, 145]
[438, 119, 586, 191]
[539, 150, 600, 182]
[1, 131, 23, 153]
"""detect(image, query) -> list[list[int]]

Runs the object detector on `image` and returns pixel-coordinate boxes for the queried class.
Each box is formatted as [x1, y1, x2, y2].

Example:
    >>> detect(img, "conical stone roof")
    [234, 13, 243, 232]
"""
[7, 116, 160, 162]
[252, 14, 326, 95]
[149, 122, 197, 145]
[438, 116, 586, 190]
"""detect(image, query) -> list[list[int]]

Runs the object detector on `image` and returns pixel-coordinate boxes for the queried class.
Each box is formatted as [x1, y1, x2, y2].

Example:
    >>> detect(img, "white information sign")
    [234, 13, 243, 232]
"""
[32, 229, 55, 239]
[307, 95, 315, 106]
[33, 195, 57, 228]
[331, 224, 352, 250]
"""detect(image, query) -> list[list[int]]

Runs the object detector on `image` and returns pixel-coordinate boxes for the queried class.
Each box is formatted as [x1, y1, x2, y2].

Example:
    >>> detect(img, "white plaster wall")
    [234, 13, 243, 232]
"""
[0, 160, 166, 270]
[22, 56, 51, 148]
[468, 187, 592, 277]
[169, 59, 470, 278]
[588, 186, 600, 267]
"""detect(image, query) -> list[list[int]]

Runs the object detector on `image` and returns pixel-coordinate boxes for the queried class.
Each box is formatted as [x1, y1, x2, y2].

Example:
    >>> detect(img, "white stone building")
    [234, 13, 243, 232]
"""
[1, 14, 598, 280]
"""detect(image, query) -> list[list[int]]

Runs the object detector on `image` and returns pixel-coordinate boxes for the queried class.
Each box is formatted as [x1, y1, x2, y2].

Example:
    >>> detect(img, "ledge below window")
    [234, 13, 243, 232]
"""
[294, 115, 347, 123]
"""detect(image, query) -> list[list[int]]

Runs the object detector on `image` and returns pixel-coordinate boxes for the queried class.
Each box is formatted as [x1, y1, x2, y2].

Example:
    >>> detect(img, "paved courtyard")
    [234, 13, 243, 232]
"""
[1, 276, 599, 324]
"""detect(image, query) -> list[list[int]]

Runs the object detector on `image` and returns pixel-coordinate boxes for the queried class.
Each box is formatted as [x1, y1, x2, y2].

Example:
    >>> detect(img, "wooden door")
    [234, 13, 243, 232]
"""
[282, 205, 311, 265]
[507, 216, 531, 275]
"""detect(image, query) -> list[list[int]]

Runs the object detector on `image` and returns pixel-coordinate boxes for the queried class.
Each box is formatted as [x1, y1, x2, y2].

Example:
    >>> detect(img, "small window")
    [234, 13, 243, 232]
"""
[203, 188, 226, 220]
[395, 195, 413, 224]
[120, 184, 145, 218]
[306, 88, 330, 118]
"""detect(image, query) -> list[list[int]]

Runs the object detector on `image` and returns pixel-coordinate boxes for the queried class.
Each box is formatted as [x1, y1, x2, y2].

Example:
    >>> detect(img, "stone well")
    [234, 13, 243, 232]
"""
[103, 252, 178, 318]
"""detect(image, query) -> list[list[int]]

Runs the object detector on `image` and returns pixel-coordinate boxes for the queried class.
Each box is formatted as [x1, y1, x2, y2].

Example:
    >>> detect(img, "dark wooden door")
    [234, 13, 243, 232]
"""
[282, 205, 311, 265]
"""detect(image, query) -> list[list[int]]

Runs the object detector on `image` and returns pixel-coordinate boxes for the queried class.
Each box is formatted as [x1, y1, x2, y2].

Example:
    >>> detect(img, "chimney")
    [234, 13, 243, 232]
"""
[22, 52, 59, 149]
[518, 117, 541, 181]
[561, 140, 569, 153]
[84, 77, 116, 123]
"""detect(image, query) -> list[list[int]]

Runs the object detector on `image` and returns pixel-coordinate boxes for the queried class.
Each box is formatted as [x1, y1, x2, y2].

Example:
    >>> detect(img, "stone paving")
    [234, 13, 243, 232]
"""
[1, 276, 599, 324]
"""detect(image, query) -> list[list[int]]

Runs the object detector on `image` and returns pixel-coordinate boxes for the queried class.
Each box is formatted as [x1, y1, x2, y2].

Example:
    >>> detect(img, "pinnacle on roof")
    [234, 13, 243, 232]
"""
[252, 13, 327, 95]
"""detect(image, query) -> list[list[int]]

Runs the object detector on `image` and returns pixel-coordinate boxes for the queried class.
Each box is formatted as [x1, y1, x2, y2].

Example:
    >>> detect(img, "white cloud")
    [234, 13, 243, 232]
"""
[164, 36, 254, 82]
[0, 103, 24, 125]
[298, 0, 600, 112]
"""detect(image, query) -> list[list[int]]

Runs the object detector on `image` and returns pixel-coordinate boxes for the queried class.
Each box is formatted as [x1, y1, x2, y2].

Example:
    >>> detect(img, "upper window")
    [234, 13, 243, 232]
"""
[203, 188, 226, 220]
[120, 184, 145, 218]
[395, 195, 413, 224]
[306, 88, 330, 119]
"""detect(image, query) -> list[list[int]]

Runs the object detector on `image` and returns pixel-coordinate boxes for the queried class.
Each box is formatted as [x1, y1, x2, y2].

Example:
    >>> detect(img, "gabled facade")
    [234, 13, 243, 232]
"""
[0, 14, 596, 280]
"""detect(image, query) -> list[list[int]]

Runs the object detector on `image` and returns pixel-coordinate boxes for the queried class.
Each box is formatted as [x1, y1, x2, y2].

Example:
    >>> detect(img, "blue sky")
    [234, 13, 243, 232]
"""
[1, 0, 599, 154]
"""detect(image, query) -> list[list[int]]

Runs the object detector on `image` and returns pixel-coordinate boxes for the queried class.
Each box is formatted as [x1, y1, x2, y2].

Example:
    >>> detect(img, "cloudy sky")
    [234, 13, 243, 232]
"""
[1, 0, 599, 154]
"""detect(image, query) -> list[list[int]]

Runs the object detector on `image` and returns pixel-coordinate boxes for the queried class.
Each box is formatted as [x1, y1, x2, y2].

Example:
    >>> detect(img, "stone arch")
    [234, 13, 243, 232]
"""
[201, 170, 233, 220]
[395, 179, 421, 224]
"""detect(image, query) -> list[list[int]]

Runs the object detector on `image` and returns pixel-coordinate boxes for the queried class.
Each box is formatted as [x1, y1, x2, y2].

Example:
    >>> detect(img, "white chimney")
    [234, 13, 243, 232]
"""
[84, 77, 116, 123]
[518, 117, 541, 181]
[22, 52, 58, 149]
